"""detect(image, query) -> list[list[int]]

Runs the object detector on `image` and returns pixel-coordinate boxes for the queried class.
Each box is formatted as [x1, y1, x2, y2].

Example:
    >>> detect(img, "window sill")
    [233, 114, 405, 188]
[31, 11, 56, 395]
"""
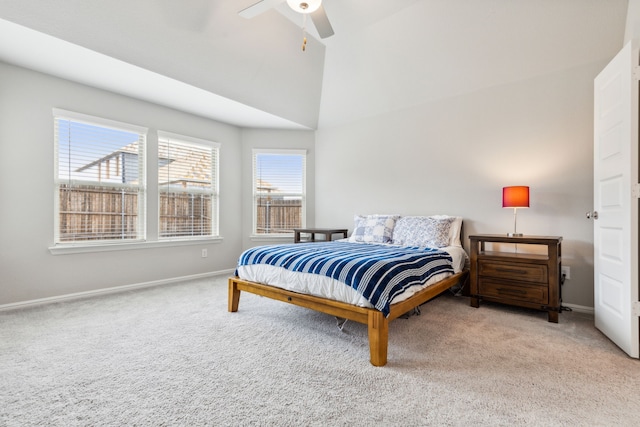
[49, 236, 224, 255]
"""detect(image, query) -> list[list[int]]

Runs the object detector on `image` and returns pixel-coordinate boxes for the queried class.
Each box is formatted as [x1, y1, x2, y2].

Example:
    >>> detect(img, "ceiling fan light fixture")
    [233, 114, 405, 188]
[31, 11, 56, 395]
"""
[286, 0, 321, 14]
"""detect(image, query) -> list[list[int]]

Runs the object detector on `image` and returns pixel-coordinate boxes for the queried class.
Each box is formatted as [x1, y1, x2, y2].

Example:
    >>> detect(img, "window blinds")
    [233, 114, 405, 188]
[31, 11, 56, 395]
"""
[253, 149, 306, 234]
[157, 132, 219, 238]
[53, 109, 147, 243]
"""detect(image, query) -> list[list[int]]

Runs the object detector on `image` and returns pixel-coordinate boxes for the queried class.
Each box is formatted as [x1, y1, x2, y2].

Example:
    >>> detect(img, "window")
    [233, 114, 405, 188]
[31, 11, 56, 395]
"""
[54, 109, 147, 244]
[158, 131, 219, 239]
[253, 149, 306, 235]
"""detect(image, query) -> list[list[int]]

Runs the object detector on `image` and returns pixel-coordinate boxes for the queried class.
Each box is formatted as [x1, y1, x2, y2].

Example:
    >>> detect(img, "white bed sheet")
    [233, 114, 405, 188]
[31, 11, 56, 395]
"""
[236, 245, 467, 309]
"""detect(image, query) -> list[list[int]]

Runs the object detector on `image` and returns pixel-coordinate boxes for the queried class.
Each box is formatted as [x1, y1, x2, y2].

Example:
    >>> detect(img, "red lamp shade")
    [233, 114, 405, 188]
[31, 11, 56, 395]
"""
[502, 186, 529, 208]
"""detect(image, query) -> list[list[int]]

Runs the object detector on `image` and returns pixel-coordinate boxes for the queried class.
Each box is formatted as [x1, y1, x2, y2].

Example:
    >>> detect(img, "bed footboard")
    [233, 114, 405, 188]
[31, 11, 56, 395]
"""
[228, 271, 467, 366]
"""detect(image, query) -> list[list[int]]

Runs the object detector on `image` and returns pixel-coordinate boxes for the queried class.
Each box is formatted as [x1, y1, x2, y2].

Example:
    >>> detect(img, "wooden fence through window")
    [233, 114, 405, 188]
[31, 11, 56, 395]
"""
[58, 185, 212, 241]
[58, 185, 139, 241]
[255, 197, 302, 234]
[58, 187, 301, 241]
[159, 192, 212, 237]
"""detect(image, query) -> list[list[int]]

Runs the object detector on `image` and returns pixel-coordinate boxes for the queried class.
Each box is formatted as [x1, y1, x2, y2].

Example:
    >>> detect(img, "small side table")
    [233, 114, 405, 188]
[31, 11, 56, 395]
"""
[294, 228, 348, 243]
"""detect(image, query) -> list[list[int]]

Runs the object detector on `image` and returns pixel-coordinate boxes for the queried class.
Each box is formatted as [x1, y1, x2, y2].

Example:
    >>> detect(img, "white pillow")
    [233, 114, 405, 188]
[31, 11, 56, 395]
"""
[431, 215, 463, 247]
[392, 216, 459, 248]
[349, 214, 399, 244]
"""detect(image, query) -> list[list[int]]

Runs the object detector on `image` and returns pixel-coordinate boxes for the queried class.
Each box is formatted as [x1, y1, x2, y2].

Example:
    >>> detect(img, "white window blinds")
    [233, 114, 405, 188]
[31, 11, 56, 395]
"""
[158, 131, 219, 239]
[253, 149, 306, 234]
[53, 109, 147, 243]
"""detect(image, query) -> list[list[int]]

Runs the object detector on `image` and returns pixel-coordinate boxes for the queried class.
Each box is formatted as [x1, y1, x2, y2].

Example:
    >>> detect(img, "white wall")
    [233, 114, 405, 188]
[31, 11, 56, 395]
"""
[0, 55, 611, 309]
[0, 62, 243, 306]
[315, 61, 606, 309]
[318, 0, 627, 128]
[0, 0, 326, 129]
[240, 128, 316, 250]
[624, 0, 640, 43]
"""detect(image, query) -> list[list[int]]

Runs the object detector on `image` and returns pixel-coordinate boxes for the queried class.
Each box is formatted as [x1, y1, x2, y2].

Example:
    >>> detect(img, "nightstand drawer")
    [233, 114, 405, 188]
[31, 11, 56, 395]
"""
[478, 278, 548, 304]
[478, 261, 547, 284]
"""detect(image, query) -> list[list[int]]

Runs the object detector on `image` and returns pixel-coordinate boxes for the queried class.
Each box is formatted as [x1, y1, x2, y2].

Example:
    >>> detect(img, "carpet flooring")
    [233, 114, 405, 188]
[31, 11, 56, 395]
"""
[1, 275, 639, 426]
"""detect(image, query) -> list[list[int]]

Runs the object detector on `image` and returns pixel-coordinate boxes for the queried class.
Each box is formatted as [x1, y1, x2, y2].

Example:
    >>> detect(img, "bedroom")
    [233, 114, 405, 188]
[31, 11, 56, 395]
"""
[0, 0, 639, 424]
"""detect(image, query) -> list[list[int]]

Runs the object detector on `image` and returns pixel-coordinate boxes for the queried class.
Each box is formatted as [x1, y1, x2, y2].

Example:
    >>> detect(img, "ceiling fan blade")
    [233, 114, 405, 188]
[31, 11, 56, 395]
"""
[239, 0, 285, 19]
[310, 4, 334, 39]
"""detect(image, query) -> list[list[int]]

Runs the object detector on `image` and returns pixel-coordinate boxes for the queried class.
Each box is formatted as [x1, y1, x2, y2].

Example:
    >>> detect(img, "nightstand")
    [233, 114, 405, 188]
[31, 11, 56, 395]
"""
[469, 234, 562, 323]
[293, 228, 348, 243]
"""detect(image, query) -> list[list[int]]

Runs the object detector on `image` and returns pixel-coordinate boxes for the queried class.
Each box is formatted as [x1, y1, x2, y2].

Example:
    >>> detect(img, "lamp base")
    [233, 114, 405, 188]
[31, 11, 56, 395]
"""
[507, 232, 524, 237]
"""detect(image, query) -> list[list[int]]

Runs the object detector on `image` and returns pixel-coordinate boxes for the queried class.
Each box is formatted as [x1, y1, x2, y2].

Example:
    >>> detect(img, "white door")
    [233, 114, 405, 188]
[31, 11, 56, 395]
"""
[593, 40, 639, 358]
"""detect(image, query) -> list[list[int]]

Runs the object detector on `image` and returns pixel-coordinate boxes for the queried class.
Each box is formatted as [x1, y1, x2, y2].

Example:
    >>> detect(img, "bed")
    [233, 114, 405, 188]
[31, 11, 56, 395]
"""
[229, 214, 469, 366]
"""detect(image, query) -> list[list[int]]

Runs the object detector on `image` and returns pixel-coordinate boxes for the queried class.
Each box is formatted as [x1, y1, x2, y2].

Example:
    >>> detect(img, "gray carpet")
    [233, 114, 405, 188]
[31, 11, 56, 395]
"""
[1, 276, 639, 426]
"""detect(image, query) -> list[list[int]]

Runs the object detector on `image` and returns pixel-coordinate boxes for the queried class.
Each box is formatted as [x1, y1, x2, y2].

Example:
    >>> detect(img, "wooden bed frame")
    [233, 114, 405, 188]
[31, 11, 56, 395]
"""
[228, 270, 468, 367]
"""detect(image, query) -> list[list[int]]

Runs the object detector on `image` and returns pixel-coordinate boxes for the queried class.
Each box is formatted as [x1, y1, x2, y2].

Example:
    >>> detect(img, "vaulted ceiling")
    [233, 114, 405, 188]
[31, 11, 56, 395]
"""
[0, 0, 629, 129]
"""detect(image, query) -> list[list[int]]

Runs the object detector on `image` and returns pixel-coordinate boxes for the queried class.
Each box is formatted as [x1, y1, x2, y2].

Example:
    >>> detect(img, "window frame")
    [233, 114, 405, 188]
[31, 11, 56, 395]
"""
[251, 148, 307, 238]
[157, 131, 220, 241]
[52, 108, 148, 246]
[49, 111, 224, 255]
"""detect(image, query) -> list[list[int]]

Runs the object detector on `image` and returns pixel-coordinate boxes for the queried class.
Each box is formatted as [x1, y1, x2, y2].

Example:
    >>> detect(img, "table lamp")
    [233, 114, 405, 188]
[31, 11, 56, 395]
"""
[502, 186, 529, 237]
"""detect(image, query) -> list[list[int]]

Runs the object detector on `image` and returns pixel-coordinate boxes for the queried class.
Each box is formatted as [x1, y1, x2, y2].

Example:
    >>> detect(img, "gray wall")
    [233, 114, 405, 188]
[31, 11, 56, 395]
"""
[0, 61, 317, 307]
[0, 0, 325, 129]
[1, 2, 636, 310]
[625, 0, 640, 43]
[315, 61, 605, 310]
[0, 58, 615, 309]
[0, 62, 243, 305]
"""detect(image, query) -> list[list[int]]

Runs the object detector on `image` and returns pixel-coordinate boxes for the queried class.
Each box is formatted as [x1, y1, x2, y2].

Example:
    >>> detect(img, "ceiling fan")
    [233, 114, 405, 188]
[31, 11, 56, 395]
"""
[239, 0, 335, 39]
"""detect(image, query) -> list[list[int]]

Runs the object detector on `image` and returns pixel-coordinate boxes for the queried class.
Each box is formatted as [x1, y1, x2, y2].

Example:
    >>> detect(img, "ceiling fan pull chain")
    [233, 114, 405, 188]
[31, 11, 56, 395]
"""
[302, 13, 307, 51]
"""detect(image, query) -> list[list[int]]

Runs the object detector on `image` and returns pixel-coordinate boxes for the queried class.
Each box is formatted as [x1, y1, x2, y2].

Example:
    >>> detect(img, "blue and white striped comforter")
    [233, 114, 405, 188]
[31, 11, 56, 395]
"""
[236, 241, 454, 316]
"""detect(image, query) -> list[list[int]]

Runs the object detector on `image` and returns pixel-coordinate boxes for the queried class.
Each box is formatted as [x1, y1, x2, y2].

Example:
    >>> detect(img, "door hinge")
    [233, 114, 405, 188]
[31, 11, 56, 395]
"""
[633, 301, 640, 317]
[634, 66, 640, 80]
[633, 183, 640, 198]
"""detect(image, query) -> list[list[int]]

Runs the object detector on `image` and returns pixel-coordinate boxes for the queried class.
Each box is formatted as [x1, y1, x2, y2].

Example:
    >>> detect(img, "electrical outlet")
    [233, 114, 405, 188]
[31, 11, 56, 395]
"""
[561, 266, 570, 280]
[201, 249, 207, 258]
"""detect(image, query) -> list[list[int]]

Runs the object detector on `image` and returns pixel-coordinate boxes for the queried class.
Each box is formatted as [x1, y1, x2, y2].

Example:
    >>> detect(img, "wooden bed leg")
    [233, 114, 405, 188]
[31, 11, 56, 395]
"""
[368, 310, 389, 367]
[228, 279, 241, 312]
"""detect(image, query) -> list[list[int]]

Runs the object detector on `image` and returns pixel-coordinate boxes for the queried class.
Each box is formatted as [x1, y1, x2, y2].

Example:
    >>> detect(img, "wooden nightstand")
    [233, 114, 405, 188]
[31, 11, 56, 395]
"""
[293, 228, 348, 243]
[469, 234, 562, 323]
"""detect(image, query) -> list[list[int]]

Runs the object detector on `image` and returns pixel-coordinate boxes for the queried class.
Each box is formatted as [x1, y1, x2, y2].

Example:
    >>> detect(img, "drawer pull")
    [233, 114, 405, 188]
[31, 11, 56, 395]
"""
[495, 267, 528, 275]
[497, 287, 527, 295]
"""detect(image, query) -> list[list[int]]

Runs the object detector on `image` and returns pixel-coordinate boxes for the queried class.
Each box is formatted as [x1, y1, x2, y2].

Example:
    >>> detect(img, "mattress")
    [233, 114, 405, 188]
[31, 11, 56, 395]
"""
[236, 243, 467, 310]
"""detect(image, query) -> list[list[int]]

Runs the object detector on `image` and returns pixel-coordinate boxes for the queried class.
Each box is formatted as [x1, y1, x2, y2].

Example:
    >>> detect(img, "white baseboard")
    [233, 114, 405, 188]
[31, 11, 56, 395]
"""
[562, 303, 594, 315]
[0, 269, 236, 312]
[1, 271, 598, 317]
